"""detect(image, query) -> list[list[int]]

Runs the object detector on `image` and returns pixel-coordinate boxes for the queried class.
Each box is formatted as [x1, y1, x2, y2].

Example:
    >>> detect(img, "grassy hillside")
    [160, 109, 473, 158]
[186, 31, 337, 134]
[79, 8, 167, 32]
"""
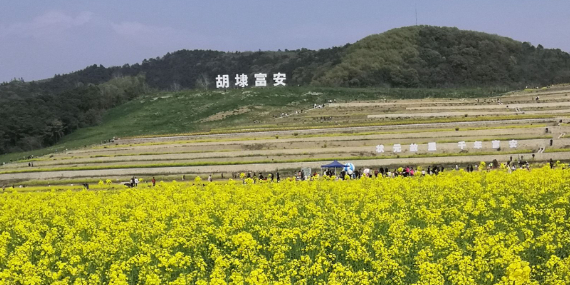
[0, 86, 507, 163]
[316, 26, 570, 87]
[3, 25, 570, 157]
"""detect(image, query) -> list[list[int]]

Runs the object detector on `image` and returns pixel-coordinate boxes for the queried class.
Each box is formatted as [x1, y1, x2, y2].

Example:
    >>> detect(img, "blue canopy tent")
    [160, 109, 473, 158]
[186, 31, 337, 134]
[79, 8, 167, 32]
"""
[321, 160, 345, 175]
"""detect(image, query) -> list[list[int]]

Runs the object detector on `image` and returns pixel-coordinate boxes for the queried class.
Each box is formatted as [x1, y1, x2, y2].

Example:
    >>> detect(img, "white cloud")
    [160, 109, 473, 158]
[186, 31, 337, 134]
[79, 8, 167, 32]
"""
[0, 10, 197, 50]
[0, 10, 93, 40]
[112, 21, 173, 37]
[111, 21, 193, 49]
[0, 9, 214, 81]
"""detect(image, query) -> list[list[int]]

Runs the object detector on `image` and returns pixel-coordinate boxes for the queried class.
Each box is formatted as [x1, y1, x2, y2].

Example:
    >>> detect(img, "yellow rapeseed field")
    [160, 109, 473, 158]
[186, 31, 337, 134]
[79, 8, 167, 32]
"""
[1, 167, 570, 284]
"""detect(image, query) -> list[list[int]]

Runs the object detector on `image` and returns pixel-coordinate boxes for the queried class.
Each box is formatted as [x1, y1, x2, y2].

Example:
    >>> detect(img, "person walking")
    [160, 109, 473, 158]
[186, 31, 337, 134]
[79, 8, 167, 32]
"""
[152, 177, 156, 187]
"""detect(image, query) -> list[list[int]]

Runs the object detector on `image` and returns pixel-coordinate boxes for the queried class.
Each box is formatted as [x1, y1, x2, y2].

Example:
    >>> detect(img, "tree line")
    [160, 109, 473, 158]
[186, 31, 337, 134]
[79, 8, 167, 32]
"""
[0, 75, 147, 154]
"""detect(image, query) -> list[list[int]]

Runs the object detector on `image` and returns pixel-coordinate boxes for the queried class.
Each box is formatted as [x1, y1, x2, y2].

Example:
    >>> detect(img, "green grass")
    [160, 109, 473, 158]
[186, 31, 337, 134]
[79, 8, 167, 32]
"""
[0, 86, 513, 163]
[436, 135, 552, 144]
[544, 148, 570, 153]
[18, 149, 236, 163]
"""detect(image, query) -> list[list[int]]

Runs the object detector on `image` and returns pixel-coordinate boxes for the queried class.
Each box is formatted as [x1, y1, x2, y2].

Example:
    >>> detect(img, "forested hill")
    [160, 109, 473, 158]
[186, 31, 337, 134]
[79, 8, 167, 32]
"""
[0, 76, 147, 155]
[4, 25, 570, 93]
[2, 25, 570, 156]
[316, 26, 570, 87]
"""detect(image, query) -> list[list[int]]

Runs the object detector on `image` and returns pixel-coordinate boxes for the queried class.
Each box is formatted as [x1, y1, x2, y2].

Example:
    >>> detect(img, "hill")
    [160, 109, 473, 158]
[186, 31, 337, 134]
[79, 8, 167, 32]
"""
[316, 26, 570, 87]
[0, 76, 147, 155]
[0, 86, 507, 162]
[2, 25, 570, 156]
[4, 26, 570, 93]
[2, 86, 570, 184]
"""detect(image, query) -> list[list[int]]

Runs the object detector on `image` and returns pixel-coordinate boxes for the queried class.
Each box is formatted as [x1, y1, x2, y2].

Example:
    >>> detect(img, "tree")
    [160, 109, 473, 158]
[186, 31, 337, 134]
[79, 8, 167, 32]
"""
[195, 73, 211, 89]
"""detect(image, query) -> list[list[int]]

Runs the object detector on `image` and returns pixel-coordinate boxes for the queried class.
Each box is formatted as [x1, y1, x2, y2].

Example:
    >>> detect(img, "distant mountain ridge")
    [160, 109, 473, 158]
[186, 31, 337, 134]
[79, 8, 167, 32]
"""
[5, 25, 570, 93]
[2, 25, 570, 155]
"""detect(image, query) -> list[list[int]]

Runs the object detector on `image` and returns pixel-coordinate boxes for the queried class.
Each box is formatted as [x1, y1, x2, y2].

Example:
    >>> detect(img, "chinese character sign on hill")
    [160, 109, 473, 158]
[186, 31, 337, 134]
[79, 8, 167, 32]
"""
[235, 74, 248, 88]
[374, 140, 519, 153]
[216, 73, 286, 88]
[273, 73, 286, 86]
[216, 75, 229, 88]
[410, 143, 418, 152]
[376, 145, 384, 153]
[392, 144, 402, 153]
[254, 73, 267, 87]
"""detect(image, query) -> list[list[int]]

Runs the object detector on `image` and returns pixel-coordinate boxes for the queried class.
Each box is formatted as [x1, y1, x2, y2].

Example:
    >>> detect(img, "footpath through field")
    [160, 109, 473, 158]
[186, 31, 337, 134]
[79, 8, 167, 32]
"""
[117, 118, 556, 144]
[1, 152, 567, 181]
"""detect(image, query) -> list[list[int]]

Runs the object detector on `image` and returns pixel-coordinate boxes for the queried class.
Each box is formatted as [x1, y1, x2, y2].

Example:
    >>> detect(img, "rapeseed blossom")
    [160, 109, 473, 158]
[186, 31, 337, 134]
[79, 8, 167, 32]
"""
[0, 166, 569, 284]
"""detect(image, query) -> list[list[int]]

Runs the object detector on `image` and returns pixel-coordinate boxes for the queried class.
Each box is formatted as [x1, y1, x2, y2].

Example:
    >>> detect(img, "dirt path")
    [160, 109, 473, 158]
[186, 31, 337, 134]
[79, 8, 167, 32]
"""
[408, 102, 570, 111]
[1, 152, 566, 181]
[102, 118, 559, 146]
[328, 101, 471, 107]
[368, 109, 570, 118]
[2, 136, 560, 170]
[369, 111, 511, 119]
[48, 127, 561, 160]
[22, 129, 555, 165]
[504, 90, 570, 97]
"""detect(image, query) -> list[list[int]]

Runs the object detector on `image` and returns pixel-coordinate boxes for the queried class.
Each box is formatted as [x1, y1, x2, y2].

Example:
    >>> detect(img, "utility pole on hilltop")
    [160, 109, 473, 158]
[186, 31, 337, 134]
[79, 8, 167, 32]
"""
[415, 4, 418, 26]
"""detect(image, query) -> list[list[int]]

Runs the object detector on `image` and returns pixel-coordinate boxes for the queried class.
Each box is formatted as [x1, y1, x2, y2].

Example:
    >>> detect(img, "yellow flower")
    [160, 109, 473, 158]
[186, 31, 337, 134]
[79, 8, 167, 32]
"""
[1, 167, 568, 283]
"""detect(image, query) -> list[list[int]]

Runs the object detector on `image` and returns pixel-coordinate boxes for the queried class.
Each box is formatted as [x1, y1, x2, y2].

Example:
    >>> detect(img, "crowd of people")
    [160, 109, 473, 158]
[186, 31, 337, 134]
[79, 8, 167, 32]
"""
[231, 171, 282, 183]
[126, 176, 157, 187]
[322, 165, 451, 180]
[306, 158, 551, 181]
[92, 157, 558, 189]
[227, 158, 555, 184]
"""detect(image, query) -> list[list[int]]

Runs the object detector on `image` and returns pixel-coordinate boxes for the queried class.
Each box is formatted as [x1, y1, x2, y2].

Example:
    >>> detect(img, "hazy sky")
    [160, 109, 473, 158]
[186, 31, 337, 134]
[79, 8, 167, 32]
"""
[1, 0, 569, 82]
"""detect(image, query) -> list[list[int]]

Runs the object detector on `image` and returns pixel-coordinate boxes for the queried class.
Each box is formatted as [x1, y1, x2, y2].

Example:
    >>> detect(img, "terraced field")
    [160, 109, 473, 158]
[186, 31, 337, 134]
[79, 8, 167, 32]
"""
[2, 87, 570, 186]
